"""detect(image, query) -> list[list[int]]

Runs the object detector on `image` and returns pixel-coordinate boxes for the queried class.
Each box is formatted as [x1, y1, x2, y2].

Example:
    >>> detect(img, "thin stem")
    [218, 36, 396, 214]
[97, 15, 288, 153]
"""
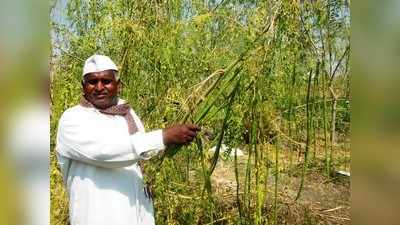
[295, 69, 313, 201]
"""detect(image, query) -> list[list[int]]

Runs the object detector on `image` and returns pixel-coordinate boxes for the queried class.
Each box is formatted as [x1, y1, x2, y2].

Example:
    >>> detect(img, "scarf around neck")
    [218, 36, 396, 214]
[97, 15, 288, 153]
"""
[80, 96, 138, 135]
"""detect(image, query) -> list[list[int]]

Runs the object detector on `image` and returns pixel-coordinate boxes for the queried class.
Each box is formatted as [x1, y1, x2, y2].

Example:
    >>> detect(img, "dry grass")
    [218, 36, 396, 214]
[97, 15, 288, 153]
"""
[208, 142, 350, 225]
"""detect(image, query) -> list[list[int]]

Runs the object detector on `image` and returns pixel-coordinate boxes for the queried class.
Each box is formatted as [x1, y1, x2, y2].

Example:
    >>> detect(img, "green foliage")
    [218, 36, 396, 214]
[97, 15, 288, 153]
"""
[51, 0, 350, 224]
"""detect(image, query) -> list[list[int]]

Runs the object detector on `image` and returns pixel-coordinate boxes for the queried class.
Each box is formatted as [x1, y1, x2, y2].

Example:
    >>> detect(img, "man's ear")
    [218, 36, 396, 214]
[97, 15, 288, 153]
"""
[117, 80, 123, 93]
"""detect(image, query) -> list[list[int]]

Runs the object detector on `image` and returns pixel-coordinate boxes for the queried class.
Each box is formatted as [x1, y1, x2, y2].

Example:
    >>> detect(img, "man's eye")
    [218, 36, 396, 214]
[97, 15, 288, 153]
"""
[102, 79, 112, 84]
[88, 80, 97, 85]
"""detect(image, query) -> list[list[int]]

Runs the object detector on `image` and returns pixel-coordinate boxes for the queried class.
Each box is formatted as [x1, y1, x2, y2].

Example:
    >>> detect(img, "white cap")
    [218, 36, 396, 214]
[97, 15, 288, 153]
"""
[83, 54, 118, 77]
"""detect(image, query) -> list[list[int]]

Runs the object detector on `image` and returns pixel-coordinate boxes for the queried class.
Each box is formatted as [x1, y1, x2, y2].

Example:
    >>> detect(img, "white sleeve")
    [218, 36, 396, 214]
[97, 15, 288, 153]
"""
[129, 109, 165, 160]
[56, 109, 165, 168]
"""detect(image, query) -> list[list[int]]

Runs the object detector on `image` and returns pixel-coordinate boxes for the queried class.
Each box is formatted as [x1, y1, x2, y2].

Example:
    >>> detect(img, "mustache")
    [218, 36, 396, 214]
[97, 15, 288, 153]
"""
[93, 90, 109, 95]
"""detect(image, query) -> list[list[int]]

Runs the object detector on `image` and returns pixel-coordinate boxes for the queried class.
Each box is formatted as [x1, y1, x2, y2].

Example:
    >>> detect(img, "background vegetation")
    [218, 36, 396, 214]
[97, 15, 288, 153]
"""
[50, 0, 350, 224]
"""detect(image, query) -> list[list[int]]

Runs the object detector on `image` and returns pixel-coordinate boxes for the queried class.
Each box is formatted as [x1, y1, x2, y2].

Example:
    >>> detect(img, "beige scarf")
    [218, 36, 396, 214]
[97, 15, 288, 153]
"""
[80, 96, 153, 199]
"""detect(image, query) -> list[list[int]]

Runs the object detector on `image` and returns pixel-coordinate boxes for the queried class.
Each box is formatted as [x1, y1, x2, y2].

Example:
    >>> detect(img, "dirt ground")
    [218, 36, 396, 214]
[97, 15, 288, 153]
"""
[209, 143, 350, 225]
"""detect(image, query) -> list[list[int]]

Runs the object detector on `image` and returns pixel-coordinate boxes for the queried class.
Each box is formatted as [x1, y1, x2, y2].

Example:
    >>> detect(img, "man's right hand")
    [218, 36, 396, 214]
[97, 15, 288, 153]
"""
[162, 124, 201, 146]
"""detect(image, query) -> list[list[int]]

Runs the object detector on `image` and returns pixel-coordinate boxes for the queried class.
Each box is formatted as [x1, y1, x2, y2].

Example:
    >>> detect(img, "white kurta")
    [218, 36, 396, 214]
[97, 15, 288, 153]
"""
[56, 99, 165, 225]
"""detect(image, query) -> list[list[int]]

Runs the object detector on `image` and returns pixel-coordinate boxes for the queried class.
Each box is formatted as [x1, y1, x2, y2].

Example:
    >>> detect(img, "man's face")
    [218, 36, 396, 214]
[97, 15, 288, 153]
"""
[82, 70, 120, 109]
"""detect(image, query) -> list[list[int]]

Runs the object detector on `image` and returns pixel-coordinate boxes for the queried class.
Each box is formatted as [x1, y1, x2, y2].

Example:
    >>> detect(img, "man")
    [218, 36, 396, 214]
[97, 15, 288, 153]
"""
[56, 54, 200, 225]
